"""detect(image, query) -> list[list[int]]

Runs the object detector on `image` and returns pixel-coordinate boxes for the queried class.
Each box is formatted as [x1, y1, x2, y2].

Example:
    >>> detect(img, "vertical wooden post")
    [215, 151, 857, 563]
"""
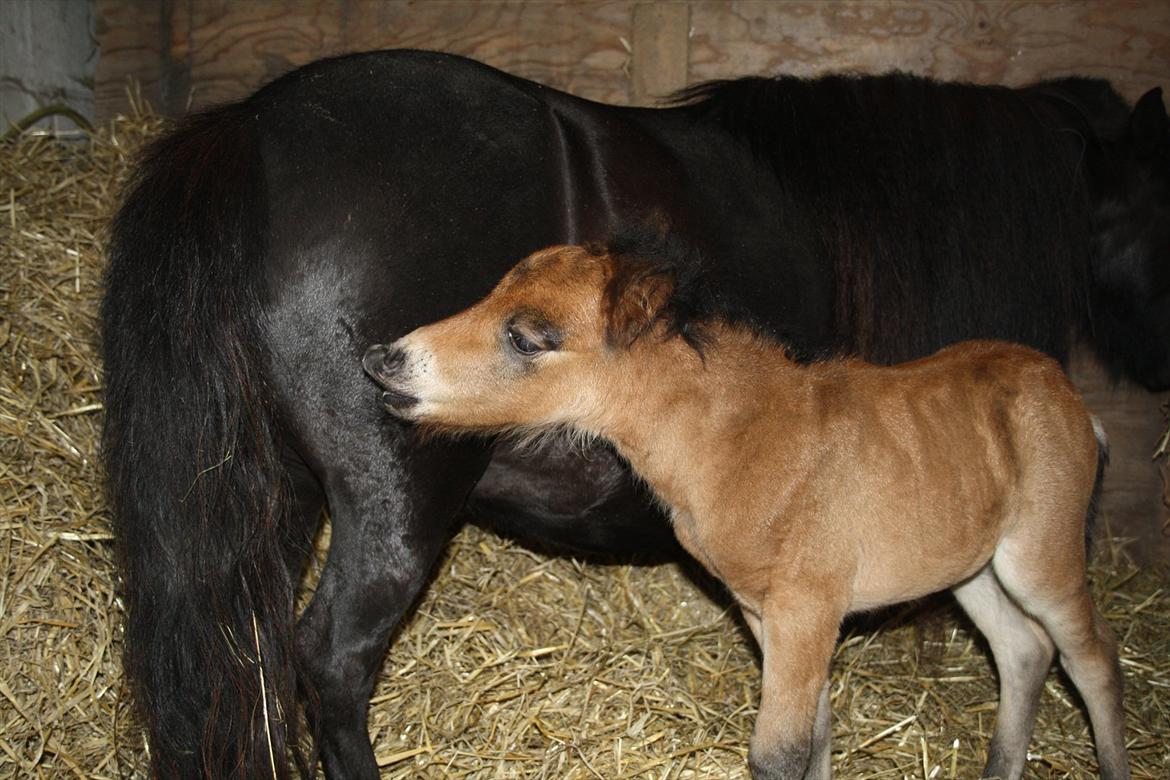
[159, 0, 192, 115]
[630, 3, 690, 106]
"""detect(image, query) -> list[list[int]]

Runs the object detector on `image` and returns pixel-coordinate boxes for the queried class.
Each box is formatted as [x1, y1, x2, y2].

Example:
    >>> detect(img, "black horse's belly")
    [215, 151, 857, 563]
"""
[467, 437, 677, 557]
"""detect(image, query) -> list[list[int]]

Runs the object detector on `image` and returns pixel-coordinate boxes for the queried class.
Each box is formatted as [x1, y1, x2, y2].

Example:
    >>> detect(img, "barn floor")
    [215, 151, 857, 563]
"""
[2, 118, 1167, 779]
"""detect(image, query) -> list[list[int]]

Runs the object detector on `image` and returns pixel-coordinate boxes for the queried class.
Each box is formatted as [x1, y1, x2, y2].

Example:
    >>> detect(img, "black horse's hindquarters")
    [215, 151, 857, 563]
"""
[105, 49, 1169, 779]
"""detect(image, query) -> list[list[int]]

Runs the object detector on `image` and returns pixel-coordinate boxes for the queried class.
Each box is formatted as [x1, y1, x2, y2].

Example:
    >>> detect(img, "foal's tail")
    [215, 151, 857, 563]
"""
[1087, 414, 1110, 545]
[103, 102, 304, 777]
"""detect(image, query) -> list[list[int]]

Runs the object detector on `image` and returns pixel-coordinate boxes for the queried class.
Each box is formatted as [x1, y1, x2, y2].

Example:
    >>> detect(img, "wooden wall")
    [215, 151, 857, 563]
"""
[95, 1, 1170, 118]
[93, 0, 1170, 560]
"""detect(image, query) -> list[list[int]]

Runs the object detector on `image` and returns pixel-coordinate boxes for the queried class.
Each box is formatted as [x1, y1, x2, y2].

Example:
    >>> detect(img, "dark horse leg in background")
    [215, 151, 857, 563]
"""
[267, 337, 489, 776]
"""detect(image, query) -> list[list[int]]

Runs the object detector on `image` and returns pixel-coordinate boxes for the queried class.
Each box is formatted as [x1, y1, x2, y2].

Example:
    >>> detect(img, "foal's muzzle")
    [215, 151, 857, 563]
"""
[362, 344, 419, 412]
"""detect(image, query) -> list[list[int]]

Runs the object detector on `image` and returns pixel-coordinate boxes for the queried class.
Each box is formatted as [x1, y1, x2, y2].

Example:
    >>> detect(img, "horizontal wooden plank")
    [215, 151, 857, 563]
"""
[689, 1, 1170, 103]
[1069, 349, 1170, 563]
[96, 1, 1170, 119]
[631, 2, 690, 105]
[94, 0, 163, 119]
[96, 0, 635, 118]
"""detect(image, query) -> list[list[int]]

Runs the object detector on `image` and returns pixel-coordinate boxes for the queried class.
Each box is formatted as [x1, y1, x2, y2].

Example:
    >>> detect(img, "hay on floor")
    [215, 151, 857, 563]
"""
[1, 115, 1167, 779]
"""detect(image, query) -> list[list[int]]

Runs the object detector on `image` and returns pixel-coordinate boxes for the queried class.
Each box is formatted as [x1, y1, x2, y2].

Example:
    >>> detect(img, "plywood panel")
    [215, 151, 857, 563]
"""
[96, 1, 1170, 117]
[96, 0, 636, 118]
[630, 3, 690, 105]
[689, 1, 1170, 103]
[93, 0, 164, 118]
[337, 1, 632, 102]
[1069, 350, 1170, 564]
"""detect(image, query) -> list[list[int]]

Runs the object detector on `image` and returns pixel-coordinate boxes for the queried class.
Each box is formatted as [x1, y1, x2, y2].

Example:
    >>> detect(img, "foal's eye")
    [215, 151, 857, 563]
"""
[507, 326, 543, 356]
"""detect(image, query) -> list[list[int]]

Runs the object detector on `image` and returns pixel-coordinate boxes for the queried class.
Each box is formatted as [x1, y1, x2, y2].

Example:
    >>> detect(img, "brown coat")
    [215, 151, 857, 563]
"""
[363, 243, 1128, 780]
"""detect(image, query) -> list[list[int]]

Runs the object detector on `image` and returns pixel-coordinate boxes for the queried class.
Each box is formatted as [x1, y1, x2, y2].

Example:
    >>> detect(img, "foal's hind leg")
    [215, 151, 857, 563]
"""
[803, 682, 832, 780]
[992, 541, 1129, 780]
[952, 566, 1055, 780]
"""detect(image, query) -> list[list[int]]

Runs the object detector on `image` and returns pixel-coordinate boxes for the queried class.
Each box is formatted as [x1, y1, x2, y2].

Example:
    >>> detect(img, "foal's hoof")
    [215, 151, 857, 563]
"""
[749, 744, 810, 780]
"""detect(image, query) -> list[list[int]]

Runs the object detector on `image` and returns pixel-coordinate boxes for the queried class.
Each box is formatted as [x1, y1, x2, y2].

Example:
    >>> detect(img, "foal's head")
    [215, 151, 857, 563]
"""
[363, 230, 708, 433]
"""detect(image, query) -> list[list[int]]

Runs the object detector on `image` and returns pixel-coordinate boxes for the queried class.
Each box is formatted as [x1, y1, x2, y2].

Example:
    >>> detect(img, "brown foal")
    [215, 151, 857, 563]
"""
[363, 239, 1129, 780]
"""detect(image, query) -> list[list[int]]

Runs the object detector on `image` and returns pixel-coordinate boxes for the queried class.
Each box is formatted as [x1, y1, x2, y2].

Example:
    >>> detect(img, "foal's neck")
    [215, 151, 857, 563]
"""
[587, 325, 807, 514]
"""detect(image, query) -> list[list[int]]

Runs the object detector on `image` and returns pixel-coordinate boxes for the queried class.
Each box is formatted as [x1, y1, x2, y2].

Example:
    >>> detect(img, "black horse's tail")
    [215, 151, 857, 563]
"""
[103, 102, 304, 777]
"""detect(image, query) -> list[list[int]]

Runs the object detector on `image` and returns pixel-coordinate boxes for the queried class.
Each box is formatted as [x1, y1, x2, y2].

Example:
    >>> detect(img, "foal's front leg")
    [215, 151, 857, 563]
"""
[749, 597, 843, 780]
[743, 610, 834, 780]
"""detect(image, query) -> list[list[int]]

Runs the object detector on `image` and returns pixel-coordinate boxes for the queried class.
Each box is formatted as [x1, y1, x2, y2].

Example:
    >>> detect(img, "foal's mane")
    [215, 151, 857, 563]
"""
[590, 223, 760, 357]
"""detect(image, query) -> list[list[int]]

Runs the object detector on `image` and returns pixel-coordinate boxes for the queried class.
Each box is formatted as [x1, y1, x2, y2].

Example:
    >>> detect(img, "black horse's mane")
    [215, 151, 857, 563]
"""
[666, 72, 1132, 366]
[672, 71, 1129, 146]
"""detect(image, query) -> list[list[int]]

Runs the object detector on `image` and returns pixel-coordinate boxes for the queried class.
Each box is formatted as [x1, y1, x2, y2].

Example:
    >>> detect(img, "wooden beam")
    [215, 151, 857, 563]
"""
[158, 0, 191, 115]
[630, 3, 689, 106]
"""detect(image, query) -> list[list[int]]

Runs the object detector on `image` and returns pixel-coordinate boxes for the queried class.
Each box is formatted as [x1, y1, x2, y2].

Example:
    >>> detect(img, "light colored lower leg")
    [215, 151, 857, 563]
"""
[1048, 596, 1129, 780]
[952, 567, 1054, 780]
[802, 681, 832, 780]
[992, 549, 1129, 780]
[743, 609, 763, 648]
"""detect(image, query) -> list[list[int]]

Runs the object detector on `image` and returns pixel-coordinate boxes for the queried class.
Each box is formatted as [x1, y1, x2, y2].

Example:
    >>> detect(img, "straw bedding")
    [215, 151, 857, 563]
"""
[1, 116, 1167, 779]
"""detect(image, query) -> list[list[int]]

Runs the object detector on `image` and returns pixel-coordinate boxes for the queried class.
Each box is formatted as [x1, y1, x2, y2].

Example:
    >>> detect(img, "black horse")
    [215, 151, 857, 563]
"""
[102, 50, 1170, 778]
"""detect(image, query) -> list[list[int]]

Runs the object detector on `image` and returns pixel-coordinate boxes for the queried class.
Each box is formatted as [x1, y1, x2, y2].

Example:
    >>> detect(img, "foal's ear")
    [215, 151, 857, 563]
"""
[603, 263, 675, 349]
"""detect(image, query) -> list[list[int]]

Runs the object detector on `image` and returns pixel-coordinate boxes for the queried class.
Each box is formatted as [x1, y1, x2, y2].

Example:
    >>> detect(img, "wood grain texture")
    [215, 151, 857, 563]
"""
[1069, 350, 1170, 564]
[96, 0, 635, 117]
[689, 1, 1170, 103]
[337, 1, 632, 102]
[93, 0, 164, 118]
[630, 2, 690, 105]
[96, 0, 1170, 118]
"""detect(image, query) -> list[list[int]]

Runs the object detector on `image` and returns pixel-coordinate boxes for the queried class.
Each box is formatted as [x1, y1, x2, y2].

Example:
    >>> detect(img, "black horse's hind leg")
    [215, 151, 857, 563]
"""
[281, 443, 327, 581]
[265, 294, 489, 777]
[295, 431, 486, 778]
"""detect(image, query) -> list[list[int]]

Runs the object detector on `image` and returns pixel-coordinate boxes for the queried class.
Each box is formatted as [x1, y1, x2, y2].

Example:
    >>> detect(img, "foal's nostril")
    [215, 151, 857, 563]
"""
[382, 346, 407, 373]
[363, 344, 410, 382]
[362, 345, 388, 378]
[363, 344, 419, 414]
